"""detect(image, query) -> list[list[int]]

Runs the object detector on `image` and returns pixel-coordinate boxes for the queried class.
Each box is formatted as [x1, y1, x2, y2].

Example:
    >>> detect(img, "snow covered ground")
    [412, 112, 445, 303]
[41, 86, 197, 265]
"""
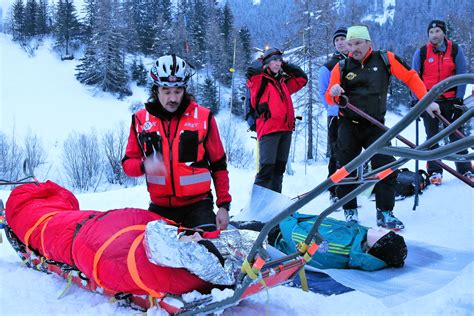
[1, 35, 473, 315]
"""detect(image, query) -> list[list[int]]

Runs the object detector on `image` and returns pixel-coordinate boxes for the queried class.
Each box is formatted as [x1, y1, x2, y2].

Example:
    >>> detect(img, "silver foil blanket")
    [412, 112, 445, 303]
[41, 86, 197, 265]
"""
[144, 220, 265, 285]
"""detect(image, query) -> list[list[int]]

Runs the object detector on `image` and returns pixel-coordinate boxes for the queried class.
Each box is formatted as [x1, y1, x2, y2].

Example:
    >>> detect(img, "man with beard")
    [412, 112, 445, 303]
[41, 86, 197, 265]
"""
[122, 55, 231, 231]
[412, 20, 472, 185]
[326, 25, 440, 229]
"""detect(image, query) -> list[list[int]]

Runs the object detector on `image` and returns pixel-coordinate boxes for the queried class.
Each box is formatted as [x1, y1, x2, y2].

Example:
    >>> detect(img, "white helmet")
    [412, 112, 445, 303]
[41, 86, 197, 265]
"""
[150, 54, 190, 87]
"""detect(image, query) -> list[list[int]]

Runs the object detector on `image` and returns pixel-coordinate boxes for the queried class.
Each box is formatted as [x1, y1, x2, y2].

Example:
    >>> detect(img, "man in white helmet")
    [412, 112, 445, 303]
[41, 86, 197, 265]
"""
[122, 54, 231, 232]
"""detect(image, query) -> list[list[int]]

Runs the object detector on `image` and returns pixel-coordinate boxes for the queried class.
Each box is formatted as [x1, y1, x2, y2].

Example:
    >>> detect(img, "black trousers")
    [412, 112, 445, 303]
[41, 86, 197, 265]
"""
[148, 196, 216, 230]
[327, 116, 339, 194]
[422, 99, 471, 175]
[255, 131, 292, 193]
[336, 118, 397, 211]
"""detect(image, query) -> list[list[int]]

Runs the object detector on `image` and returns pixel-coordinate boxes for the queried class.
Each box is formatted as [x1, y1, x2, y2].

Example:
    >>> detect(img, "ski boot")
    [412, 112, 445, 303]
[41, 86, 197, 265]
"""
[463, 171, 474, 182]
[429, 172, 442, 186]
[376, 209, 404, 230]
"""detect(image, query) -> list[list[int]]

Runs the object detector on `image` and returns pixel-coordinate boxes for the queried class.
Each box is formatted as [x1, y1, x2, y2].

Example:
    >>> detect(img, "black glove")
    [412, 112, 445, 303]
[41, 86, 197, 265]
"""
[246, 59, 263, 79]
[257, 102, 271, 121]
[453, 97, 464, 106]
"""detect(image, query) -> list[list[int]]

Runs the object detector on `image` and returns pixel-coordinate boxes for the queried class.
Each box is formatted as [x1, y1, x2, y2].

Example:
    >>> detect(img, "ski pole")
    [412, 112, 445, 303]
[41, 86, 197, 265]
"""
[337, 96, 473, 187]
[413, 115, 420, 211]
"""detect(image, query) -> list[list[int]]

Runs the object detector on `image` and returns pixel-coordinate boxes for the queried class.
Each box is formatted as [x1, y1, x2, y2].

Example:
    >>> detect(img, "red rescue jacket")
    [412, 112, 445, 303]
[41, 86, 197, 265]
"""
[122, 101, 231, 209]
[248, 65, 307, 139]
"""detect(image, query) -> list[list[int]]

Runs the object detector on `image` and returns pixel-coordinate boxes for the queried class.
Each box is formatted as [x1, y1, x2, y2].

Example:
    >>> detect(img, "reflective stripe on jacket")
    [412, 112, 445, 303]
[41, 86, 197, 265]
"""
[133, 104, 212, 199]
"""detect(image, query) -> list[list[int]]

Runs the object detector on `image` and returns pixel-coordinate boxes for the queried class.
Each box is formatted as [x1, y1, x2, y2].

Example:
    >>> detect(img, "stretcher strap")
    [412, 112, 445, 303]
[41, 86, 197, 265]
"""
[298, 268, 309, 292]
[24, 212, 59, 247]
[241, 258, 267, 288]
[40, 217, 53, 258]
[127, 232, 165, 298]
[92, 225, 147, 290]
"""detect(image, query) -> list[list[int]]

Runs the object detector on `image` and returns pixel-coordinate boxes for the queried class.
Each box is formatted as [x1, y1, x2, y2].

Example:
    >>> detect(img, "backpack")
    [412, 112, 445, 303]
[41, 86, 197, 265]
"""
[395, 168, 430, 198]
[244, 77, 269, 132]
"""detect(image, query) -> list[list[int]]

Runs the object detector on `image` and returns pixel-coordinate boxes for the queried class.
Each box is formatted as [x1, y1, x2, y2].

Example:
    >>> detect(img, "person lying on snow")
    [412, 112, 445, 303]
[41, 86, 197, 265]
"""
[233, 212, 407, 271]
[143, 220, 261, 286]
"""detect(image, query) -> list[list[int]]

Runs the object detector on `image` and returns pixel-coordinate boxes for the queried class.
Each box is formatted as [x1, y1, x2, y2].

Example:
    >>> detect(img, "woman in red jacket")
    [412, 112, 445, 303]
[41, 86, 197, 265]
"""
[247, 48, 308, 193]
[122, 55, 231, 231]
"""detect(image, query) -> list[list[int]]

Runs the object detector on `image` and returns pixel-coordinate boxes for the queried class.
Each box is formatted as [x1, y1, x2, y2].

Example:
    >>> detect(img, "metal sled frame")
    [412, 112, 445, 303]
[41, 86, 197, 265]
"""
[175, 74, 474, 315]
[0, 75, 472, 315]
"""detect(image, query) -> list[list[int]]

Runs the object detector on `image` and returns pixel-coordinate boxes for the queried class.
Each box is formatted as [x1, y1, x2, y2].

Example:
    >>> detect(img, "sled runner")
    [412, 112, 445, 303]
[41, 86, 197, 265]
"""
[1, 74, 473, 315]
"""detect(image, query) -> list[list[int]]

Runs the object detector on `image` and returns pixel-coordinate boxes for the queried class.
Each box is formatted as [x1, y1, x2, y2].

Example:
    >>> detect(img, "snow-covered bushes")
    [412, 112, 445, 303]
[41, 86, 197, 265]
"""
[0, 132, 24, 186]
[62, 130, 103, 191]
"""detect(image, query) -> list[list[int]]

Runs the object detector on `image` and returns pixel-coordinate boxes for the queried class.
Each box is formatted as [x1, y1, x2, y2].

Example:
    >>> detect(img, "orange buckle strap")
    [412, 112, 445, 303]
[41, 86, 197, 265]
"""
[127, 232, 165, 298]
[24, 212, 59, 247]
[92, 225, 147, 291]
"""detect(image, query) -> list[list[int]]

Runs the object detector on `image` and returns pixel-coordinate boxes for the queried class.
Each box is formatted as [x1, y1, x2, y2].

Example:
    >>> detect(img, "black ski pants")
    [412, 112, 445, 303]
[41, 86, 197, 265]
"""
[255, 131, 292, 193]
[148, 196, 216, 231]
[336, 118, 397, 211]
[327, 116, 339, 194]
[422, 99, 472, 175]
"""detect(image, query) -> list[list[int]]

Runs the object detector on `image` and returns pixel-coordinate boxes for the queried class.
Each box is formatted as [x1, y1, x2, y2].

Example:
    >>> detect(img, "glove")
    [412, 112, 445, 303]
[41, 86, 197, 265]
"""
[453, 97, 464, 106]
[246, 59, 263, 78]
[257, 102, 271, 121]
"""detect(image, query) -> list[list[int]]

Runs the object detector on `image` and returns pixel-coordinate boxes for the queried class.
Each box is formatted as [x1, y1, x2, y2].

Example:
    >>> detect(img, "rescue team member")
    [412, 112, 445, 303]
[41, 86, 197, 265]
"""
[246, 47, 308, 193]
[122, 55, 231, 231]
[326, 25, 440, 230]
[412, 19, 472, 185]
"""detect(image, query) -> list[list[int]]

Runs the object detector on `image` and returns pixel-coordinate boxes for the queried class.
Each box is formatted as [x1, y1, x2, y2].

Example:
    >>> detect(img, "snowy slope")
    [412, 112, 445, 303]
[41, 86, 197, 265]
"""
[1, 35, 473, 316]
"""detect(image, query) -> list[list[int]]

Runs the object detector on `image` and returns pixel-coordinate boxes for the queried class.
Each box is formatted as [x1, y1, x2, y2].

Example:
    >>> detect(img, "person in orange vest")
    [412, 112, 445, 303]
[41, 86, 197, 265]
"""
[122, 55, 231, 231]
[326, 25, 440, 230]
[412, 20, 472, 185]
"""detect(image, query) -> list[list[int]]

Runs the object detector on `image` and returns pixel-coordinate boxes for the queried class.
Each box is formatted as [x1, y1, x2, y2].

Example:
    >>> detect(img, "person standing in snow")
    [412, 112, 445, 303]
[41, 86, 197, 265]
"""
[326, 25, 440, 229]
[412, 20, 472, 185]
[246, 48, 308, 193]
[319, 27, 349, 203]
[122, 54, 231, 231]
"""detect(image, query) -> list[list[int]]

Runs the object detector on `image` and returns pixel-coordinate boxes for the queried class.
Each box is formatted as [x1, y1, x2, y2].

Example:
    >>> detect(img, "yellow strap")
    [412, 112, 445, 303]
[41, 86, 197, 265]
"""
[241, 260, 267, 287]
[58, 274, 73, 299]
[297, 242, 308, 253]
[298, 268, 309, 292]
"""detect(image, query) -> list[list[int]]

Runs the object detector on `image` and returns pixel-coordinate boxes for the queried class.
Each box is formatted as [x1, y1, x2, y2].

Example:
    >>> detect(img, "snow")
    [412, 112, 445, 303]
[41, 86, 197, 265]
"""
[362, 0, 395, 25]
[1, 34, 473, 315]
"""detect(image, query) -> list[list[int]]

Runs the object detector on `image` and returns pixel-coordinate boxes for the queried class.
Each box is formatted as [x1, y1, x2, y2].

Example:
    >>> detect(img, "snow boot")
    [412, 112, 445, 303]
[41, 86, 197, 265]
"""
[344, 209, 358, 223]
[376, 209, 404, 230]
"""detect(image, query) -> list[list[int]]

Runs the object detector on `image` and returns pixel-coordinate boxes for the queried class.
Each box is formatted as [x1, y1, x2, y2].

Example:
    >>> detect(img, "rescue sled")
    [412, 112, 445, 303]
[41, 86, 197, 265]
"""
[1, 74, 473, 315]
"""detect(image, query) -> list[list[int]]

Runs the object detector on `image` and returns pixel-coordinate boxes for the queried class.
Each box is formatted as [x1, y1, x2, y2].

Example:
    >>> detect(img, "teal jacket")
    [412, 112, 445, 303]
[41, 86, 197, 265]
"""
[274, 212, 387, 271]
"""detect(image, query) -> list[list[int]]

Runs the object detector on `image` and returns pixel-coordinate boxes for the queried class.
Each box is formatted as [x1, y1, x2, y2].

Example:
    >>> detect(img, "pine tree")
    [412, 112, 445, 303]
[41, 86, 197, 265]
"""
[10, 0, 26, 42]
[23, 0, 38, 37]
[219, 2, 234, 87]
[151, 0, 175, 57]
[199, 76, 219, 114]
[131, 57, 148, 86]
[236, 26, 252, 72]
[187, 0, 208, 68]
[35, 0, 49, 36]
[54, 0, 81, 56]
[75, 0, 131, 97]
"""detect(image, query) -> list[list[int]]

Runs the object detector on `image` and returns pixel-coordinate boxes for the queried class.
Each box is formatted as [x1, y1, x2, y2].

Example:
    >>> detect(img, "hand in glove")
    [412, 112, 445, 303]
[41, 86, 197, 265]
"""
[257, 102, 271, 121]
